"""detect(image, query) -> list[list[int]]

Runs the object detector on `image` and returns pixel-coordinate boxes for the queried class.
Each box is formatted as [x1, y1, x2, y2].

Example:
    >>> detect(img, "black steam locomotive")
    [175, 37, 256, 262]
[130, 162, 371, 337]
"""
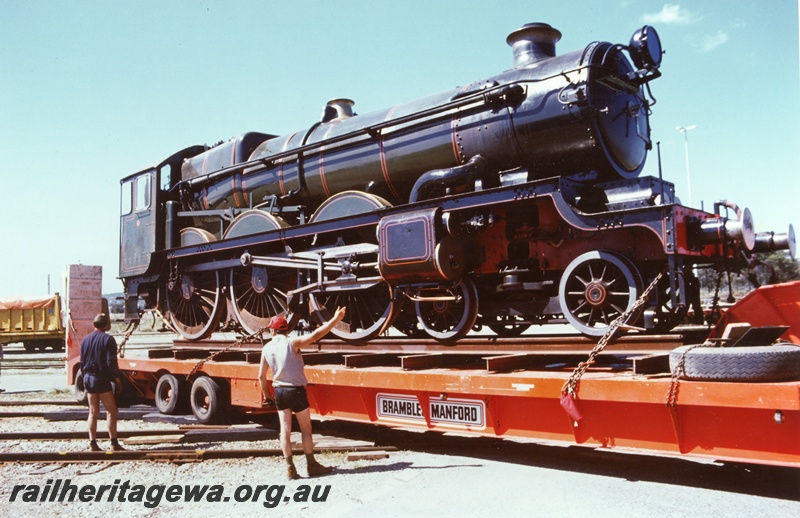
[119, 23, 794, 342]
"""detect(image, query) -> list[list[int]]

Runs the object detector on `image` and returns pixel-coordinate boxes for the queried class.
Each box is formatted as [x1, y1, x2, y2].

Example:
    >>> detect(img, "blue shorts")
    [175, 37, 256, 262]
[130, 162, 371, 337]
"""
[84, 373, 113, 394]
[273, 386, 310, 412]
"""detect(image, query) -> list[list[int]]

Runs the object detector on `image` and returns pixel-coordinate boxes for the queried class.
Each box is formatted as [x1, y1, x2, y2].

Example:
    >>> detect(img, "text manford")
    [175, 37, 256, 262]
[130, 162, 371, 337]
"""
[376, 393, 485, 429]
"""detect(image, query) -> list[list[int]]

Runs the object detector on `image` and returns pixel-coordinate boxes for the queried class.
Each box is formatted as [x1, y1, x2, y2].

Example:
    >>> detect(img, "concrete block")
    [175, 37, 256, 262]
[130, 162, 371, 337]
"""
[64, 264, 103, 281]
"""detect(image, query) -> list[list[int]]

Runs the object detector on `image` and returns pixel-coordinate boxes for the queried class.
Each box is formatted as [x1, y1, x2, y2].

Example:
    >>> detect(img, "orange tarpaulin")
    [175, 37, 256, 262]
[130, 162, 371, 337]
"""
[0, 296, 56, 310]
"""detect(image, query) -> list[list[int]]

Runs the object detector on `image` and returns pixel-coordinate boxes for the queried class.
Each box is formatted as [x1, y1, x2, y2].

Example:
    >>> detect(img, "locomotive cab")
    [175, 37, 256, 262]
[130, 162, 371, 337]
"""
[119, 145, 207, 320]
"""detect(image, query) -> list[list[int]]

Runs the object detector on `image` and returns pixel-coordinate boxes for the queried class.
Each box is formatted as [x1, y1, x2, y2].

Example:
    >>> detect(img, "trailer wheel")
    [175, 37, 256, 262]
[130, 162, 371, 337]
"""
[670, 344, 800, 381]
[155, 373, 184, 415]
[74, 369, 88, 405]
[190, 377, 227, 424]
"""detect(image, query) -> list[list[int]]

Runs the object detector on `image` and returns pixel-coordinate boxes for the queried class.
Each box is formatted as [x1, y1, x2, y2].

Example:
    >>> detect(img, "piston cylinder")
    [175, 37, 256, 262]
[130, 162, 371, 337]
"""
[378, 208, 465, 283]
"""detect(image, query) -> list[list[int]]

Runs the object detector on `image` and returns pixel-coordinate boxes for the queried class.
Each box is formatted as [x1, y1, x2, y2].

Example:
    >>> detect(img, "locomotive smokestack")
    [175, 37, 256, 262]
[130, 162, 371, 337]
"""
[506, 23, 562, 67]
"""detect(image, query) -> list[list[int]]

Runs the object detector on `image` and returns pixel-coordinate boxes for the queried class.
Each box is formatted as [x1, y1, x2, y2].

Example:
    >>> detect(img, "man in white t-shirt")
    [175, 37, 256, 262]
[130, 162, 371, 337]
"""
[258, 307, 346, 480]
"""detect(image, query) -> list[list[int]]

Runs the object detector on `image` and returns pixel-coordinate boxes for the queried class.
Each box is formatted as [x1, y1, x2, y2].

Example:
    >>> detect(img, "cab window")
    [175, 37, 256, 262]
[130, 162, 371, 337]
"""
[135, 175, 151, 212]
[121, 180, 133, 215]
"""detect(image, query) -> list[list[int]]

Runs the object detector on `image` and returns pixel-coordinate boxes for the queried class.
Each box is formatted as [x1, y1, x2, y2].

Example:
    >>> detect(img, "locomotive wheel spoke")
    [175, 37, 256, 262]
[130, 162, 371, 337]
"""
[229, 266, 298, 336]
[222, 210, 295, 335]
[304, 193, 398, 343]
[309, 282, 396, 343]
[558, 251, 642, 338]
[166, 270, 224, 341]
[415, 278, 479, 344]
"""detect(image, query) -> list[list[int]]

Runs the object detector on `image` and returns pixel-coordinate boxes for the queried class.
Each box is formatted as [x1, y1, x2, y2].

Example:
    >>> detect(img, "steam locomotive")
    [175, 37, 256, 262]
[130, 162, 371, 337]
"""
[119, 23, 795, 343]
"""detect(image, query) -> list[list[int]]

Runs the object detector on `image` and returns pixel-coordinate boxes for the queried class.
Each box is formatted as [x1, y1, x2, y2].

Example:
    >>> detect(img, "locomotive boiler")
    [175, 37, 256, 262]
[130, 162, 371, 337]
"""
[181, 23, 657, 219]
[119, 23, 794, 343]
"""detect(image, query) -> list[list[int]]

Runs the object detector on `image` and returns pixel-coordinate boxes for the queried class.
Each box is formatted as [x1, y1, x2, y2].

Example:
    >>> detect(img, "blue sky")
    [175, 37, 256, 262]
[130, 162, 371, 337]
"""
[1, 1, 798, 296]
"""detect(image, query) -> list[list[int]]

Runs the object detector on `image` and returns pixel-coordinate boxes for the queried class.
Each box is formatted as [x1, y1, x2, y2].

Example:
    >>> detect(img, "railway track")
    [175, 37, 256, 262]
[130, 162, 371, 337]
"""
[0, 429, 188, 441]
[0, 446, 394, 464]
[0, 360, 64, 370]
[142, 329, 709, 377]
[167, 327, 709, 354]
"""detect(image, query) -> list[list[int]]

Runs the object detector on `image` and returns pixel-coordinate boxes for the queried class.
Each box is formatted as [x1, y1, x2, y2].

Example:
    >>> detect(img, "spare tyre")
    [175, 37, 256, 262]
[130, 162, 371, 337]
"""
[670, 344, 800, 382]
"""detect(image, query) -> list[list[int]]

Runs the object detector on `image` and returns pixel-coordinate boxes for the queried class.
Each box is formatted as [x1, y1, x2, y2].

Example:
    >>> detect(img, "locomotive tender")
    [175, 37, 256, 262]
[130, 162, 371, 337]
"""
[119, 23, 794, 342]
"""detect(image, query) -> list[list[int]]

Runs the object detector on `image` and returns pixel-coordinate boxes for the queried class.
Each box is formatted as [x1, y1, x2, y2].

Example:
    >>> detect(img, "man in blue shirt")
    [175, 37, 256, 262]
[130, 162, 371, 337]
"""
[80, 313, 124, 451]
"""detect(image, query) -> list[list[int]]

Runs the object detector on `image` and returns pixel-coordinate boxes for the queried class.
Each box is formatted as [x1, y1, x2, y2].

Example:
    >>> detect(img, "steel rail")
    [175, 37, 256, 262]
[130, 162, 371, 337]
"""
[166, 329, 707, 354]
[0, 400, 84, 406]
[0, 429, 188, 441]
[0, 446, 396, 464]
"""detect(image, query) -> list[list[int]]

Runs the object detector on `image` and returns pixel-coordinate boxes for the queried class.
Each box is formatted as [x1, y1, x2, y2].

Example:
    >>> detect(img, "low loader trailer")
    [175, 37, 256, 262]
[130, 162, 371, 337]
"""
[67, 281, 800, 468]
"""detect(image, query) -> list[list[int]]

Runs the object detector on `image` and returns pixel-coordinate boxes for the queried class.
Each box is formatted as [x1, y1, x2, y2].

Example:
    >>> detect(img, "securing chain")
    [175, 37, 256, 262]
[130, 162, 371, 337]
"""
[561, 272, 663, 398]
[116, 320, 139, 359]
[187, 327, 267, 378]
[117, 307, 172, 358]
[666, 341, 716, 408]
[709, 263, 725, 323]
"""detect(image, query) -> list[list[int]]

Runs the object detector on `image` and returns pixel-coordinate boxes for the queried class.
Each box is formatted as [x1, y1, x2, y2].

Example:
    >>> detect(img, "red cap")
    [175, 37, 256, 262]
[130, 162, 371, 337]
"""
[268, 315, 289, 331]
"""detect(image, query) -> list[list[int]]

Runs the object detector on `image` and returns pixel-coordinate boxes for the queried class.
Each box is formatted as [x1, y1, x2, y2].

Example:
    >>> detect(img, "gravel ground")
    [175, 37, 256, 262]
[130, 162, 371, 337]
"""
[1, 375, 800, 517]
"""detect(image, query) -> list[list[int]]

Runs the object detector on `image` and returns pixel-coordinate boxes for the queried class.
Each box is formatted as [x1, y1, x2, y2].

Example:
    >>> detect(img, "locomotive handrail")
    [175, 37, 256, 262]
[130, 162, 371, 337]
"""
[172, 88, 498, 192]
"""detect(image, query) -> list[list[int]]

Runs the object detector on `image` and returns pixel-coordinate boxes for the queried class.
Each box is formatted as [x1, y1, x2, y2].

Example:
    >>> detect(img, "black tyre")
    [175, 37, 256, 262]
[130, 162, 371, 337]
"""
[23, 342, 36, 353]
[190, 377, 227, 424]
[670, 344, 800, 381]
[155, 373, 184, 415]
[74, 369, 88, 405]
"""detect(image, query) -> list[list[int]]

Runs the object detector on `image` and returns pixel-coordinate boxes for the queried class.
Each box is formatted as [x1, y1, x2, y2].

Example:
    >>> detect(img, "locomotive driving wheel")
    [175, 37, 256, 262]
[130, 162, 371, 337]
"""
[224, 211, 298, 335]
[229, 266, 299, 335]
[558, 251, 643, 337]
[166, 269, 225, 341]
[309, 282, 397, 343]
[415, 278, 479, 343]
[307, 191, 397, 343]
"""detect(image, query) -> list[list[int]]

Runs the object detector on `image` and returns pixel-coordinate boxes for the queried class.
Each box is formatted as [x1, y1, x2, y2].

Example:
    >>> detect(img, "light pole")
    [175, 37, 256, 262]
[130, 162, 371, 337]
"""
[676, 125, 697, 206]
